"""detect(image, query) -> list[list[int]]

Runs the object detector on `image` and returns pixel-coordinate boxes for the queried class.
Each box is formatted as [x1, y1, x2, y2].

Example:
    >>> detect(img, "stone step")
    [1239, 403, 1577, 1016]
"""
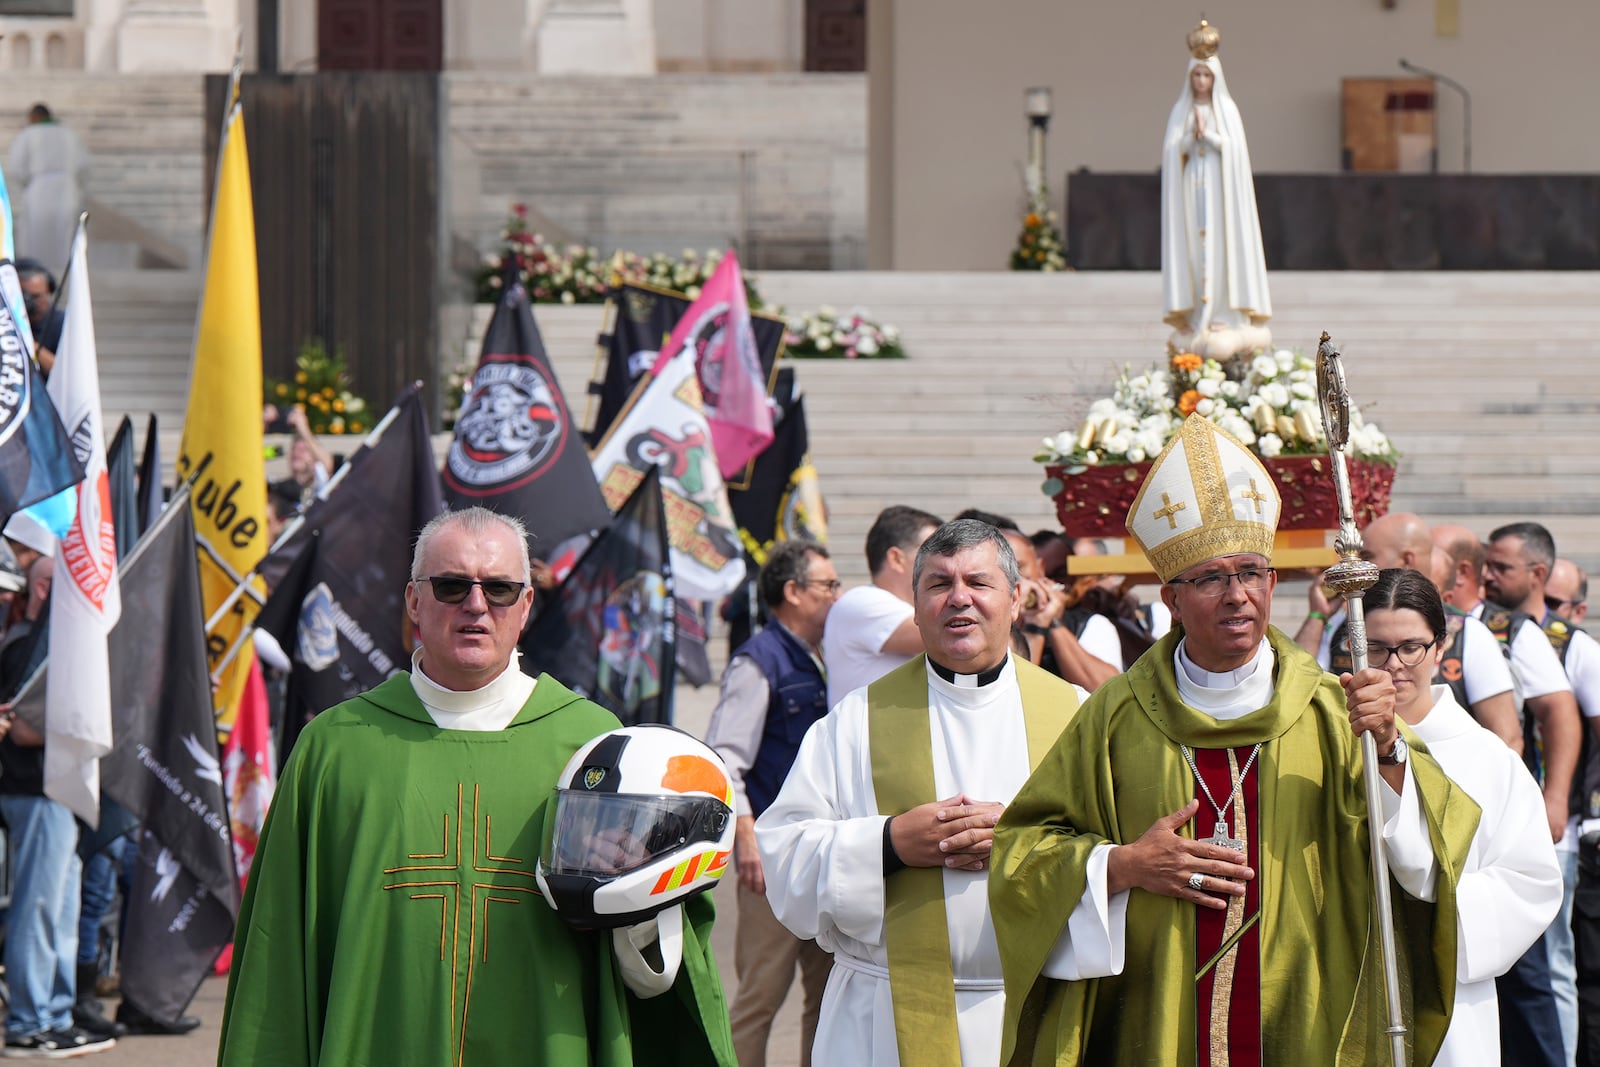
[92, 269, 1600, 591]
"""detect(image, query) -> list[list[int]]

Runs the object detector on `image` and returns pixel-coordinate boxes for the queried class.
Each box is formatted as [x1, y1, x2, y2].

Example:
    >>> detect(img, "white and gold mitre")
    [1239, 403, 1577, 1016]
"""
[1126, 414, 1280, 582]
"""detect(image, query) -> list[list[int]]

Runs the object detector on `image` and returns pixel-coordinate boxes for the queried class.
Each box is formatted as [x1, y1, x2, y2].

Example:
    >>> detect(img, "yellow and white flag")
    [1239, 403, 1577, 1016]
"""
[176, 97, 267, 732]
[44, 222, 118, 826]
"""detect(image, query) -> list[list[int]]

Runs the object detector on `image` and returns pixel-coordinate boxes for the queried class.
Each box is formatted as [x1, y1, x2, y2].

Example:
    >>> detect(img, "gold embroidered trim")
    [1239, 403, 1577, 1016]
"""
[1186, 416, 1228, 525]
[1147, 522, 1275, 583]
[1195, 910, 1260, 981]
[380, 783, 539, 1067]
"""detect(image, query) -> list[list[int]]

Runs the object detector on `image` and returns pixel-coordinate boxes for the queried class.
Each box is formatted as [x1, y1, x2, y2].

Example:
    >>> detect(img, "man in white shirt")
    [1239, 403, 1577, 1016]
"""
[1551, 560, 1600, 1066]
[1484, 522, 1584, 1067]
[821, 505, 940, 708]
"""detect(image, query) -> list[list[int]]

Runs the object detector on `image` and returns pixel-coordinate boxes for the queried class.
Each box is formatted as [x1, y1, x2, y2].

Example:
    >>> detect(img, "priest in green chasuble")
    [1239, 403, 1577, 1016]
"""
[990, 414, 1480, 1066]
[757, 520, 1083, 1065]
[217, 508, 734, 1067]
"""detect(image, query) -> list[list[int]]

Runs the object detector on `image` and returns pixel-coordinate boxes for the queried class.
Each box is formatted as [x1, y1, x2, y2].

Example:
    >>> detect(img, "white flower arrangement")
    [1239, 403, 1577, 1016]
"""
[783, 306, 906, 360]
[1035, 349, 1397, 468]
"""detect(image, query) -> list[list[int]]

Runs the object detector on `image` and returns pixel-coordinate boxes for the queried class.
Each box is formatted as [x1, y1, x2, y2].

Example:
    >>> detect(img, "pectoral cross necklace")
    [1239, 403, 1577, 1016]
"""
[1180, 743, 1261, 852]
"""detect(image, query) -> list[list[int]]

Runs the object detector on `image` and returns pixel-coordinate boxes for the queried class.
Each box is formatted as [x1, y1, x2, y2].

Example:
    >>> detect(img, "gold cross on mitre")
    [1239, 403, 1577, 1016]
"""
[1152, 492, 1188, 530]
[381, 783, 542, 1067]
[1124, 414, 1281, 584]
[1239, 478, 1268, 515]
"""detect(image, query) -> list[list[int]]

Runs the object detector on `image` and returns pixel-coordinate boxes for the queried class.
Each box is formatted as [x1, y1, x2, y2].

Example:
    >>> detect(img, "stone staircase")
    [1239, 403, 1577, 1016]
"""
[79, 246, 1600, 595]
[526, 270, 1600, 591]
[445, 73, 866, 270]
[93, 267, 200, 460]
[0, 73, 208, 268]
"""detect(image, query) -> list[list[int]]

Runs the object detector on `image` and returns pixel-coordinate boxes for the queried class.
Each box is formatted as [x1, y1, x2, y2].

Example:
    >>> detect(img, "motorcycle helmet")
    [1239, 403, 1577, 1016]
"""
[537, 724, 735, 928]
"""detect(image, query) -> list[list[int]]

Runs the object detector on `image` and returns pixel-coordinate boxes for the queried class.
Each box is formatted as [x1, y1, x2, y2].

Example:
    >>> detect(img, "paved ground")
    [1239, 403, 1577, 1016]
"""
[90, 672, 810, 1066]
[90, 875, 805, 1066]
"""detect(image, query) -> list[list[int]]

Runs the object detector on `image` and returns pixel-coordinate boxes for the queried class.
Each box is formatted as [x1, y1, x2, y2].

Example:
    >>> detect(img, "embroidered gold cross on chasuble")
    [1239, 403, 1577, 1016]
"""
[382, 783, 541, 1065]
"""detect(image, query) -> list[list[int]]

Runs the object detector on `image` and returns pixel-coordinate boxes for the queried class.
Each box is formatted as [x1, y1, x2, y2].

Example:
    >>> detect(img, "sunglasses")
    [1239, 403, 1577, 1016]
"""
[417, 576, 526, 607]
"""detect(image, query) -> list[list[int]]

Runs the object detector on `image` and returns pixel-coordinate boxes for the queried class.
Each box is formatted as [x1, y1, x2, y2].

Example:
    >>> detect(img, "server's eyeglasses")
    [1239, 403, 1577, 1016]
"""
[417, 576, 525, 607]
[1347, 638, 1436, 667]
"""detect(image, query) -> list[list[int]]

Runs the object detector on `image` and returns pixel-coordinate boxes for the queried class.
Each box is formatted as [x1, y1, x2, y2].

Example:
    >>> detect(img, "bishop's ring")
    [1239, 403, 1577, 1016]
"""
[1187, 872, 1205, 890]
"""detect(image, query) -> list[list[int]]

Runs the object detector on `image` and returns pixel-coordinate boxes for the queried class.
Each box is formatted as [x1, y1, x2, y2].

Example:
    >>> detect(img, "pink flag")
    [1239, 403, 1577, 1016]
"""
[651, 250, 774, 477]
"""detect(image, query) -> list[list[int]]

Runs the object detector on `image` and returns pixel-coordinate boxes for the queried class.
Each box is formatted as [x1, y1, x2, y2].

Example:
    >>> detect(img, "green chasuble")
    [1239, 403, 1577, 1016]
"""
[989, 627, 1480, 1067]
[217, 672, 735, 1067]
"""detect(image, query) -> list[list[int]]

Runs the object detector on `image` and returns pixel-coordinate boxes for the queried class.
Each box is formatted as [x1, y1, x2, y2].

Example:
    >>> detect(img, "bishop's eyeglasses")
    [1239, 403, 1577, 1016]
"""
[1166, 567, 1274, 598]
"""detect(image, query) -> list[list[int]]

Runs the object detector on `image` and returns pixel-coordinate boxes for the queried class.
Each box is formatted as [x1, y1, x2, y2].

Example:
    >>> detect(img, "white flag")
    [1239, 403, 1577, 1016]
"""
[44, 224, 119, 827]
[591, 346, 745, 601]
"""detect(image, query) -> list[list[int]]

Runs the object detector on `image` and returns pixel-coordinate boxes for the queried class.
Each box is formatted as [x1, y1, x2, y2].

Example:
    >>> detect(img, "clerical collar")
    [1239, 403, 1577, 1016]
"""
[927, 654, 1008, 688]
[411, 647, 530, 714]
[1173, 639, 1275, 722]
[1178, 639, 1268, 689]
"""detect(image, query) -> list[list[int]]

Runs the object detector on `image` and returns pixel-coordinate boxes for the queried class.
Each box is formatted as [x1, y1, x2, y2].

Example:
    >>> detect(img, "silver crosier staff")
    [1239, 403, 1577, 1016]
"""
[1315, 331, 1407, 1067]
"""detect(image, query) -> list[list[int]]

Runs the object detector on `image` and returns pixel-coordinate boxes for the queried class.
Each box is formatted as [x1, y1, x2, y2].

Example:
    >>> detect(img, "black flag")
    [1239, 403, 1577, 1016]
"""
[11, 488, 237, 1023]
[105, 415, 141, 559]
[520, 465, 676, 725]
[256, 384, 444, 762]
[137, 412, 163, 533]
[0, 270, 84, 527]
[587, 281, 787, 458]
[442, 274, 609, 552]
[728, 367, 828, 563]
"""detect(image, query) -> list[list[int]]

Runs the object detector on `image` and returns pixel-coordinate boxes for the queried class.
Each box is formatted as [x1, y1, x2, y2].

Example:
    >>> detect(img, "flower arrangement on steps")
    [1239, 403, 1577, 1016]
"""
[264, 340, 373, 435]
[473, 205, 905, 361]
[1035, 348, 1397, 537]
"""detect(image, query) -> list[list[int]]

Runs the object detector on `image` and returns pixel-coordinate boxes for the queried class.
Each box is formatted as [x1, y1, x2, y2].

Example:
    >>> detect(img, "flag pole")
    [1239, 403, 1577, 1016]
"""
[44, 210, 89, 325]
[1315, 331, 1407, 1067]
[203, 383, 420, 686]
[583, 254, 625, 437]
[202, 382, 417, 634]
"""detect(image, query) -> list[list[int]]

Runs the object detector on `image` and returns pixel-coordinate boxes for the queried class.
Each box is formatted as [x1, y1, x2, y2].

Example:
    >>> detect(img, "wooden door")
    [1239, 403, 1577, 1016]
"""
[205, 74, 442, 414]
[805, 0, 865, 72]
[319, 0, 442, 71]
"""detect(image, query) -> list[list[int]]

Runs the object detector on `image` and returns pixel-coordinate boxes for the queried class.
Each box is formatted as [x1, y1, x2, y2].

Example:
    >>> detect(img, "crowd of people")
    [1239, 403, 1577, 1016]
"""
[0, 398, 1592, 1065]
[0, 78, 1586, 1067]
[708, 414, 1593, 1066]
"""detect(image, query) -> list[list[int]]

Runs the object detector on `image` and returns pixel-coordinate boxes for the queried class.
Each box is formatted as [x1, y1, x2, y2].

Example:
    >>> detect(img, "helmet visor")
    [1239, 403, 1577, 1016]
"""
[544, 790, 729, 878]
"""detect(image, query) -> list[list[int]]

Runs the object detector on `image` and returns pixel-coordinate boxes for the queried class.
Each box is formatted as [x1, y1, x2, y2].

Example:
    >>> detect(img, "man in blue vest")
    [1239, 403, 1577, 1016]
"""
[705, 539, 840, 1066]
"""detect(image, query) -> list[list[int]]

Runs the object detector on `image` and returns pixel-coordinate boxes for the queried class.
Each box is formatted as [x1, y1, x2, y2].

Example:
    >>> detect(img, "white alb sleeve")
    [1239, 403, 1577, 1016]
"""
[1040, 843, 1129, 980]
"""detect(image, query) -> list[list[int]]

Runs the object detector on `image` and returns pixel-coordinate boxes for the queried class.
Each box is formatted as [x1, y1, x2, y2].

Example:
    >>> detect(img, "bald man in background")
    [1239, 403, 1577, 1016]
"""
[1433, 523, 1488, 615]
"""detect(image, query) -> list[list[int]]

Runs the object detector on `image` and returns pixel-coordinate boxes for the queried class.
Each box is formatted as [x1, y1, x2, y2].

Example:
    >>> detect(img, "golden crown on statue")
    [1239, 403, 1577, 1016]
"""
[1186, 18, 1221, 60]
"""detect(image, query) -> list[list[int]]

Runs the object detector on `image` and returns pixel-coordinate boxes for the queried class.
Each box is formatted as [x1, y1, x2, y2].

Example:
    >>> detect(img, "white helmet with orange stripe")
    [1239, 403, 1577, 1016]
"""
[537, 724, 735, 929]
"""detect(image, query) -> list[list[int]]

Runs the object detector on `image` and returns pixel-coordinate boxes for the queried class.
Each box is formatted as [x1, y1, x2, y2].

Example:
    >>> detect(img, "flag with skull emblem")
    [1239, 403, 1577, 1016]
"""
[443, 273, 610, 552]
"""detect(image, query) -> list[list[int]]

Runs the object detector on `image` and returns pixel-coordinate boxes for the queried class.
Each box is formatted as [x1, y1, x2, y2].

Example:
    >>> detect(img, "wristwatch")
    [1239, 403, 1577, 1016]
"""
[1377, 734, 1408, 767]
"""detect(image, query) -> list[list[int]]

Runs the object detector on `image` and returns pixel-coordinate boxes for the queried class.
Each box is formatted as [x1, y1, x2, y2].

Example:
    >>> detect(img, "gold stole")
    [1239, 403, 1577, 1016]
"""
[868, 655, 1078, 1065]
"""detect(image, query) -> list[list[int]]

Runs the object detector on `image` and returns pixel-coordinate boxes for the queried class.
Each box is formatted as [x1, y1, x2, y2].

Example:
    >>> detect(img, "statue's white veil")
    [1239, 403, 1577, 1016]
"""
[1160, 55, 1273, 327]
